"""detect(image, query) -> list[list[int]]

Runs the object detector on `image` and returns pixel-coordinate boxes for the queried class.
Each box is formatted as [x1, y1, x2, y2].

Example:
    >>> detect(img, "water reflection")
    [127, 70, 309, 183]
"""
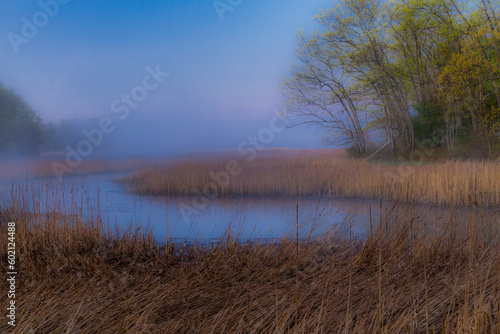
[1, 173, 499, 243]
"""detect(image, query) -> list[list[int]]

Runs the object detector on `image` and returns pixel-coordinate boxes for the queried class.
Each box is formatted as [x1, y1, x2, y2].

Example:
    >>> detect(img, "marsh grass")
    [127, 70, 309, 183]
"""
[31, 158, 149, 179]
[122, 154, 500, 208]
[1, 181, 500, 333]
[0, 158, 150, 181]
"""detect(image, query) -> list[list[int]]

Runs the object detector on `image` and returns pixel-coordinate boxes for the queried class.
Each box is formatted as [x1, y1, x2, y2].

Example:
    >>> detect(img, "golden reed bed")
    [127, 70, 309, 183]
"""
[122, 153, 500, 208]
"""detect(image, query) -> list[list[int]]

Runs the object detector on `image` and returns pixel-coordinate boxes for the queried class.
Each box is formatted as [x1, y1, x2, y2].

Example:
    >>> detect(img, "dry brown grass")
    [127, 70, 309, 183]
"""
[31, 158, 150, 178]
[122, 154, 500, 208]
[0, 158, 151, 180]
[1, 181, 500, 333]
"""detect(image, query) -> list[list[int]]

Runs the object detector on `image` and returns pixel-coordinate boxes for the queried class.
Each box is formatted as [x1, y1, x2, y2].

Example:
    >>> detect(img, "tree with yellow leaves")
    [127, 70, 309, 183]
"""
[284, 0, 500, 158]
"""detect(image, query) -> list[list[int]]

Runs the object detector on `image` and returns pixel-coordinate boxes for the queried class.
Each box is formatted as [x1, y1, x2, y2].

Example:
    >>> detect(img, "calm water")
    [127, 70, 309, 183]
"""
[2, 173, 499, 243]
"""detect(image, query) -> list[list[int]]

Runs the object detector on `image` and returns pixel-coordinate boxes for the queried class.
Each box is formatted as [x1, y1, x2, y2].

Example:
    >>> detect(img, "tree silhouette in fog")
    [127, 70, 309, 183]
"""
[0, 84, 44, 155]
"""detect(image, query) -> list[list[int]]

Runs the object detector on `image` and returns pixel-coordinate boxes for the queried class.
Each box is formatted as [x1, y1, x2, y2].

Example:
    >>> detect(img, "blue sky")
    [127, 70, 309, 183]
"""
[0, 0, 333, 155]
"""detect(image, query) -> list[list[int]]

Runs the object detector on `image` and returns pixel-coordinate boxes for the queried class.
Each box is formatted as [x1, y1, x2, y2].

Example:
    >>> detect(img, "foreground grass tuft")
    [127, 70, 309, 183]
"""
[1, 182, 500, 333]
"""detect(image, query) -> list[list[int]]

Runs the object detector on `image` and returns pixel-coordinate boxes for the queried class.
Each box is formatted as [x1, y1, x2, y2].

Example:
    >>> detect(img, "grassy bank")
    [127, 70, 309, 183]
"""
[1, 182, 500, 332]
[122, 154, 500, 208]
[0, 158, 150, 181]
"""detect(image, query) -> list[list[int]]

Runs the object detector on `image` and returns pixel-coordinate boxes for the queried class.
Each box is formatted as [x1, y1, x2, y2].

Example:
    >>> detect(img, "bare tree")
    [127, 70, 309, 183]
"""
[282, 31, 368, 154]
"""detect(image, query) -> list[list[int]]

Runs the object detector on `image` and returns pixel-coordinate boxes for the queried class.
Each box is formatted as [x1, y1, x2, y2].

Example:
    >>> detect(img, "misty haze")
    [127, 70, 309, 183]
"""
[1, 0, 500, 332]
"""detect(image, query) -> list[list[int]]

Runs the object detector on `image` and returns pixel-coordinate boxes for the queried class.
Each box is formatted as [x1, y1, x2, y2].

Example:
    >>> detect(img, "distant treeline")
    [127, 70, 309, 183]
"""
[283, 0, 500, 158]
[0, 83, 104, 157]
[0, 84, 44, 156]
[42, 118, 103, 153]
